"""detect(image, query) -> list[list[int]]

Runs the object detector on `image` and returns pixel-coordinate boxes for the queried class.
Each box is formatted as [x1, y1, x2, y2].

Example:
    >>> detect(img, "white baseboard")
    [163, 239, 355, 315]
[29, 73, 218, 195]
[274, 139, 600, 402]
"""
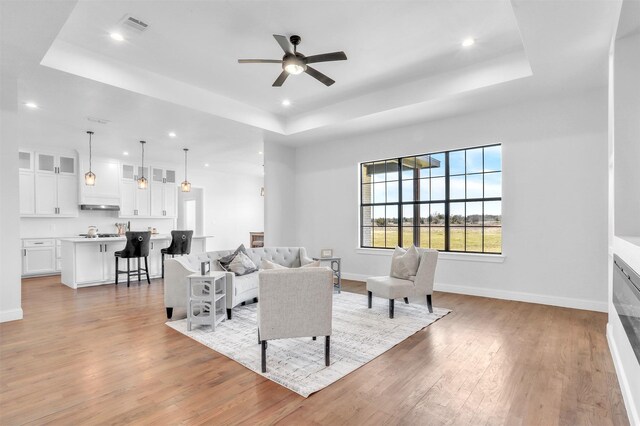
[434, 282, 607, 312]
[341, 273, 607, 312]
[342, 272, 370, 281]
[0, 308, 23, 323]
[607, 323, 639, 426]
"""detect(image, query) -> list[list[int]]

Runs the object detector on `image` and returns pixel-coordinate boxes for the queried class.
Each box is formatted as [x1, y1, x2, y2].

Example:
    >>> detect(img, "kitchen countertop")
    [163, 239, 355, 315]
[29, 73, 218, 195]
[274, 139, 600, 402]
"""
[59, 235, 212, 243]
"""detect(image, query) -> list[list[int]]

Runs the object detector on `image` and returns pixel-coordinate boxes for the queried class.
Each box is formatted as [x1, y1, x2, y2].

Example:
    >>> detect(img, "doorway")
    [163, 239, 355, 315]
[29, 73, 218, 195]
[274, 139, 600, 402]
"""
[177, 187, 204, 236]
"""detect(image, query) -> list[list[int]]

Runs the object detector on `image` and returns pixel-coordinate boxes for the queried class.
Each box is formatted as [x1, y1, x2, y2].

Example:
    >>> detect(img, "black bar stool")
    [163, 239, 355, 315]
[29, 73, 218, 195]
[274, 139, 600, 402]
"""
[161, 230, 193, 278]
[115, 231, 151, 287]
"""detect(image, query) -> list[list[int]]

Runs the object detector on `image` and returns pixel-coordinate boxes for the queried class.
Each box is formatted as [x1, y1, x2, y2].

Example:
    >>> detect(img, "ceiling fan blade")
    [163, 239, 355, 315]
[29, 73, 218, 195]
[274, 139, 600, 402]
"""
[238, 59, 282, 64]
[273, 34, 293, 54]
[305, 51, 348, 64]
[272, 71, 289, 87]
[305, 66, 335, 86]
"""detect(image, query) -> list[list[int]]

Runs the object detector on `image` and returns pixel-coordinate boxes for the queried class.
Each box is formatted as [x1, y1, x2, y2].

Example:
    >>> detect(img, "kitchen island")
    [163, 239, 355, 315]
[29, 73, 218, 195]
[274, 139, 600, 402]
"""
[60, 235, 211, 288]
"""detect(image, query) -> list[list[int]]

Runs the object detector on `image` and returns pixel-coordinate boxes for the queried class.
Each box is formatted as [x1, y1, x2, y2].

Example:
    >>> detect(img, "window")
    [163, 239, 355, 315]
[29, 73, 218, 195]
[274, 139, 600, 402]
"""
[360, 144, 502, 254]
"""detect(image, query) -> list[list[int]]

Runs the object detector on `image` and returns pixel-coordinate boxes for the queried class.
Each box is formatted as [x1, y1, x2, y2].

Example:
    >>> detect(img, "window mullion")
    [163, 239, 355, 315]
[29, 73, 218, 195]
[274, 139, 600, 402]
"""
[444, 152, 450, 252]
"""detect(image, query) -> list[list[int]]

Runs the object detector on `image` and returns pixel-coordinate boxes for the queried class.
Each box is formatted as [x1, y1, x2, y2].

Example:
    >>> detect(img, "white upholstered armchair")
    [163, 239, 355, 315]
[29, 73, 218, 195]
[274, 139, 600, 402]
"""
[257, 268, 334, 373]
[366, 248, 438, 318]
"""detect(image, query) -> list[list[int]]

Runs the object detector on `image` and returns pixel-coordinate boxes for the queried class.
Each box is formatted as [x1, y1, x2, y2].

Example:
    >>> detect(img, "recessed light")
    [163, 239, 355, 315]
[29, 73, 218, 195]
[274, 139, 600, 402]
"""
[110, 32, 125, 42]
[204, 163, 209, 167]
[123, 151, 129, 156]
[258, 151, 263, 155]
[168, 132, 176, 138]
[25, 102, 38, 109]
[281, 99, 291, 107]
[462, 38, 475, 47]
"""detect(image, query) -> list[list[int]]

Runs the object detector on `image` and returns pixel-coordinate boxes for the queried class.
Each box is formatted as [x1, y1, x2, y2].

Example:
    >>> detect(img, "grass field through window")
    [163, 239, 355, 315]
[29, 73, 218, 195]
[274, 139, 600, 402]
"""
[369, 227, 502, 253]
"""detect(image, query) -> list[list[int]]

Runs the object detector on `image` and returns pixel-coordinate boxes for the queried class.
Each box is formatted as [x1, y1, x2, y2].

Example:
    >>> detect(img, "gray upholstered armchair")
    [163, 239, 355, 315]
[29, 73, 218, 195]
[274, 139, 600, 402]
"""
[257, 268, 334, 373]
[366, 248, 438, 318]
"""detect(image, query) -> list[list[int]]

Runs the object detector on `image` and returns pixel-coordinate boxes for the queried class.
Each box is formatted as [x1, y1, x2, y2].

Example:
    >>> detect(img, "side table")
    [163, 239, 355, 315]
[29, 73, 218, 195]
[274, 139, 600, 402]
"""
[187, 271, 226, 331]
[313, 257, 342, 293]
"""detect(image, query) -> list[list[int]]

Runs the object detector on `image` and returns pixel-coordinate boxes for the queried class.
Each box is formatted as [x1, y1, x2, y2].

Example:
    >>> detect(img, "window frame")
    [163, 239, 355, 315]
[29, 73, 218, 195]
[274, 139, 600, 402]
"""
[359, 143, 502, 254]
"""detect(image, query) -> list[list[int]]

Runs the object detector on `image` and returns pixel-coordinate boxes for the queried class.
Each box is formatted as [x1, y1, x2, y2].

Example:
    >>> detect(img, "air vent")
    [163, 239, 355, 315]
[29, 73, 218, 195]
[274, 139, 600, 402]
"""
[87, 116, 111, 124]
[119, 15, 149, 33]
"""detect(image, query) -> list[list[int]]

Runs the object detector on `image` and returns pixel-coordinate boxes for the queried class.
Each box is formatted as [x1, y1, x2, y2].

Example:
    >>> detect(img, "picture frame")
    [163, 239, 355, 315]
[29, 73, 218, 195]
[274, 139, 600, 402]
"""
[320, 249, 333, 259]
[200, 260, 211, 275]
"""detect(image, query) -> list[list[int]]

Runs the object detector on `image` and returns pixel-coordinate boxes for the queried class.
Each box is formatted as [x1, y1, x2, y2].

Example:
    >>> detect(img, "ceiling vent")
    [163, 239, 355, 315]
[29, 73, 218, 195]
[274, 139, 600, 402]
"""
[119, 15, 149, 33]
[87, 116, 111, 125]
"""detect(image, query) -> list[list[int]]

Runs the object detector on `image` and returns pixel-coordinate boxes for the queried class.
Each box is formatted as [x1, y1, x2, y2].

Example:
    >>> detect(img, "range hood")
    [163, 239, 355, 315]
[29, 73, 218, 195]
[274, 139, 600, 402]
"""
[80, 204, 120, 211]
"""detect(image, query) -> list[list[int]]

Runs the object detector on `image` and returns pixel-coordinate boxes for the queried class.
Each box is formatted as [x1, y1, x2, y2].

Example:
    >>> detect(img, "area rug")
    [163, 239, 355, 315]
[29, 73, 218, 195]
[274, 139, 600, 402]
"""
[166, 291, 450, 397]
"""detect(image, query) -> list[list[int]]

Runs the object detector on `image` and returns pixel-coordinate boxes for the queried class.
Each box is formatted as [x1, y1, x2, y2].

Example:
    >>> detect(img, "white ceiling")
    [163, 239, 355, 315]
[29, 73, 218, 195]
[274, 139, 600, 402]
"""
[1, 0, 623, 165]
[52, 0, 525, 115]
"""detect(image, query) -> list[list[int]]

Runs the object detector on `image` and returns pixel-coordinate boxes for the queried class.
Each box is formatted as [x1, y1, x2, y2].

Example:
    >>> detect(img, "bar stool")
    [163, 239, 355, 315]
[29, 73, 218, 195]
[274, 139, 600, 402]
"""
[161, 230, 193, 278]
[115, 231, 151, 287]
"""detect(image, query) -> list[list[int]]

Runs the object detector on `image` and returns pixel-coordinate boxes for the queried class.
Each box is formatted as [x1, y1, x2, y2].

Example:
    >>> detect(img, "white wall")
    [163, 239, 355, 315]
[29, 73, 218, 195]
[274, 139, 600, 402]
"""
[613, 31, 640, 238]
[189, 169, 264, 251]
[607, 12, 640, 425]
[1, 111, 23, 322]
[264, 140, 297, 247]
[290, 90, 608, 311]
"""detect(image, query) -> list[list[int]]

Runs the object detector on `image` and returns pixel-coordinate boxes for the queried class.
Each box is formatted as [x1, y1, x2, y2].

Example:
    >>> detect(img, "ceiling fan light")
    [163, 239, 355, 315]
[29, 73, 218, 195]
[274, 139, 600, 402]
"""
[284, 63, 305, 75]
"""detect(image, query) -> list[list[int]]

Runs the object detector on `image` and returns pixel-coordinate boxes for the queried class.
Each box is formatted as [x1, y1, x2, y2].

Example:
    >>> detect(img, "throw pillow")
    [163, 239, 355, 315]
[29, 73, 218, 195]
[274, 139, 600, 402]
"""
[228, 252, 258, 276]
[300, 260, 321, 268]
[390, 245, 420, 280]
[218, 244, 247, 271]
[260, 259, 287, 270]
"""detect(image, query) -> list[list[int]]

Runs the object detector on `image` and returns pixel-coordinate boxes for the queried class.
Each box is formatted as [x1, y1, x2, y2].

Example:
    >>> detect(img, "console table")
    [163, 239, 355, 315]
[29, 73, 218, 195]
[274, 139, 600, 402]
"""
[313, 257, 342, 293]
[187, 271, 226, 331]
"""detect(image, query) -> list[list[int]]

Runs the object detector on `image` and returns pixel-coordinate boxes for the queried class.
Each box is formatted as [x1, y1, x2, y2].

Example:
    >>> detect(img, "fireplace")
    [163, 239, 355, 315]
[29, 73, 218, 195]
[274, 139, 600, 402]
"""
[613, 255, 640, 363]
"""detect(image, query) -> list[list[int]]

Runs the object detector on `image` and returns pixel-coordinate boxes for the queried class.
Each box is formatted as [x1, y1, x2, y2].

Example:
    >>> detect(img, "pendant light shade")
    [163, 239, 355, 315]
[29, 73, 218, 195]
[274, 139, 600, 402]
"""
[181, 148, 191, 192]
[137, 141, 148, 189]
[84, 131, 96, 186]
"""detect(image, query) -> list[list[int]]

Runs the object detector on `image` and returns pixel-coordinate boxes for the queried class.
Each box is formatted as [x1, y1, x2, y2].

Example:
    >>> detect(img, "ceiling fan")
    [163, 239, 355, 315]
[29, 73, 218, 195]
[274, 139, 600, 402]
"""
[238, 34, 347, 87]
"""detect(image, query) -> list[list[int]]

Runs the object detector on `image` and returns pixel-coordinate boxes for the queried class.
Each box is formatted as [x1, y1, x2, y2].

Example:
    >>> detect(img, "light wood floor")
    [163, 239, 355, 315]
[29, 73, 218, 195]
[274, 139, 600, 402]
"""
[0, 275, 629, 425]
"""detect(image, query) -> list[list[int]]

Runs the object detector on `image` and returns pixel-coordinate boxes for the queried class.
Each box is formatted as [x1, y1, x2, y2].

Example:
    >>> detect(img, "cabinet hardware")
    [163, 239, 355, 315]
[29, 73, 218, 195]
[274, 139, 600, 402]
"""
[100, 244, 102, 253]
[105, 244, 107, 251]
[23, 249, 26, 256]
[151, 242, 154, 249]
[34, 242, 43, 245]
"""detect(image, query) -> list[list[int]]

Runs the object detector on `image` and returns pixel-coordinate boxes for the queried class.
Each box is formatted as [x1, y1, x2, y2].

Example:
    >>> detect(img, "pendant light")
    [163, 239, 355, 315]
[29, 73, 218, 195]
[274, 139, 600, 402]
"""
[181, 148, 191, 192]
[84, 131, 96, 186]
[137, 141, 148, 189]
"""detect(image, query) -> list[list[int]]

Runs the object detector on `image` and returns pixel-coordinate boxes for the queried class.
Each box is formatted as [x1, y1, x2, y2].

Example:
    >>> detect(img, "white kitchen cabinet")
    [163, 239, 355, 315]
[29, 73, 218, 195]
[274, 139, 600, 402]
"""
[57, 174, 78, 216]
[22, 239, 56, 276]
[74, 241, 125, 284]
[150, 167, 177, 218]
[19, 171, 35, 215]
[102, 242, 119, 282]
[119, 164, 151, 218]
[74, 242, 105, 284]
[79, 158, 120, 206]
[34, 173, 58, 215]
[22, 150, 78, 217]
[19, 151, 34, 171]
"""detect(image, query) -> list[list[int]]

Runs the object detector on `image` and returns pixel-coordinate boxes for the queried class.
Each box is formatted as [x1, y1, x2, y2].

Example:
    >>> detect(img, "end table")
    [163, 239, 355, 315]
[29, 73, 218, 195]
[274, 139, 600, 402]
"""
[187, 271, 226, 331]
[313, 257, 342, 293]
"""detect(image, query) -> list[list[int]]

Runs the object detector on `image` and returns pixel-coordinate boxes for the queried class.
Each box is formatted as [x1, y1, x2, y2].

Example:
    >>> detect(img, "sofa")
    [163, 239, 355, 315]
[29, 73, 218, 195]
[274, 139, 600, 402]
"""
[164, 247, 314, 319]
